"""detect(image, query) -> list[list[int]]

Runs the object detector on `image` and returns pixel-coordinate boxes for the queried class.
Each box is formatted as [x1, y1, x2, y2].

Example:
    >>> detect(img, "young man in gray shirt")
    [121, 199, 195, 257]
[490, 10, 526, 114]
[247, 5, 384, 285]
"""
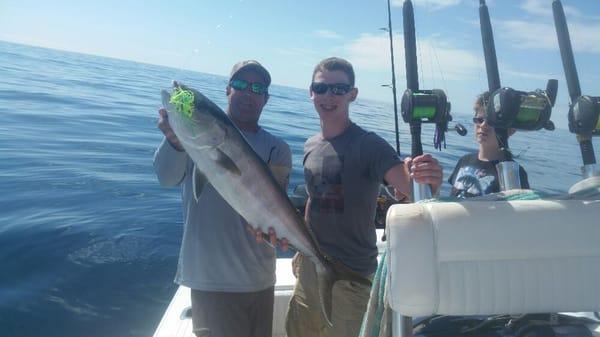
[154, 60, 291, 337]
[285, 57, 443, 337]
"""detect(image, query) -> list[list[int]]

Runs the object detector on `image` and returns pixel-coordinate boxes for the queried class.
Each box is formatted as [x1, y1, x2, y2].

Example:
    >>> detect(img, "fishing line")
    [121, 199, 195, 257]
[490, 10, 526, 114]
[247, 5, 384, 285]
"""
[422, 0, 453, 150]
[416, 18, 425, 89]
[428, 42, 436, 89]
[512, 146, 531, 160]
[432, 39, 448, 95]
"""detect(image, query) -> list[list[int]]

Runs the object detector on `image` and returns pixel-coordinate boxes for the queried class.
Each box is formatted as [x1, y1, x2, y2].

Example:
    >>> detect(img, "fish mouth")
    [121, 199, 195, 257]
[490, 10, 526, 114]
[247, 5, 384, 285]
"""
[160, 90, 175, 113]
[161, 82, 197, 120]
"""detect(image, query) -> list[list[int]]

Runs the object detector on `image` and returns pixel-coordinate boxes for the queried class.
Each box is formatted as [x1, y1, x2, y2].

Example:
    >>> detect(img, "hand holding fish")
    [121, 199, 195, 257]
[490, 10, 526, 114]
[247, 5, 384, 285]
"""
[157, 107, 184, 152]
[247, 225, 289, 252]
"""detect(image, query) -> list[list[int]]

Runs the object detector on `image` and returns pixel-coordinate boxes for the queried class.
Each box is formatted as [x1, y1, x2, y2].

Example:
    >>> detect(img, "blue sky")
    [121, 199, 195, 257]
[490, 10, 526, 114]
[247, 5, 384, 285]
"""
[1, 0, 599, 129]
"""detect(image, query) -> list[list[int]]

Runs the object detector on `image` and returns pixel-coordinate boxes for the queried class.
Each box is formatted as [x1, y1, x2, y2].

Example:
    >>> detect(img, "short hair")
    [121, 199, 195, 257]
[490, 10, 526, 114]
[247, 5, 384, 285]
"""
[474, 91, 490, 115]
[312, 57, 355, 87]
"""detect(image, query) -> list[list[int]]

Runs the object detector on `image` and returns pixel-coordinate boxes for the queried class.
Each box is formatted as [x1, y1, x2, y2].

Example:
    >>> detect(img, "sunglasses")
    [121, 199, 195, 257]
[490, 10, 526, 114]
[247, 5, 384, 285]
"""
[229, 79, 268, 95]
[310, 82, 353, 96]
[472, 116, 486, 125]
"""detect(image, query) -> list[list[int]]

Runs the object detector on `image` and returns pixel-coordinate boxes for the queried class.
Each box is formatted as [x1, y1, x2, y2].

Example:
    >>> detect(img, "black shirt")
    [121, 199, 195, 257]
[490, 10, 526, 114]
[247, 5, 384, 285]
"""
[448, 153, 530, 198]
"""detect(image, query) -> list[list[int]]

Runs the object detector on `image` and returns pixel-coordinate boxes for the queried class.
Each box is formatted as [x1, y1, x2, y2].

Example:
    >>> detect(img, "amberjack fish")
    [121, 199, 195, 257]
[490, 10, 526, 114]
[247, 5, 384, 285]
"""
[160, 81, 366, 325]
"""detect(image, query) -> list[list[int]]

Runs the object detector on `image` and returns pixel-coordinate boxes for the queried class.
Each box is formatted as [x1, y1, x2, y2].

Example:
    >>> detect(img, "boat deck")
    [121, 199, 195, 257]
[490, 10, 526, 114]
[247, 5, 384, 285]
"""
[152, 258, 295, 337]
[153, 229, 386, 337]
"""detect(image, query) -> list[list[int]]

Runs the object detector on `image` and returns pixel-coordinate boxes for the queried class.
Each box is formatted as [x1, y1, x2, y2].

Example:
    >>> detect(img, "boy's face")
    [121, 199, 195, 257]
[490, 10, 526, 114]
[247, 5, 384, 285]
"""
[310, 70, 357, 121]
[473, 105, 497, 147]
[473, 105, 515, 148]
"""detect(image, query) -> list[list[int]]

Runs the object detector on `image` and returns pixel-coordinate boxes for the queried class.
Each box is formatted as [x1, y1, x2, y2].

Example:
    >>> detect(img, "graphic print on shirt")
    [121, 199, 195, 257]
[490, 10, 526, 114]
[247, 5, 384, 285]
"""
[305, 154, 345, 213]
[452, 166, 496, 198]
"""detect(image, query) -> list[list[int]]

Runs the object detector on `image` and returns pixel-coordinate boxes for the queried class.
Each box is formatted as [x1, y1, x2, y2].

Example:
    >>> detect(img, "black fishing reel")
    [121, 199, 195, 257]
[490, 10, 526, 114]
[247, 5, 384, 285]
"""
[485, 79, 557, 131]
[401, 89, 466, 150]
[401, 89, 448, 124]
[569, 95, 600, 136]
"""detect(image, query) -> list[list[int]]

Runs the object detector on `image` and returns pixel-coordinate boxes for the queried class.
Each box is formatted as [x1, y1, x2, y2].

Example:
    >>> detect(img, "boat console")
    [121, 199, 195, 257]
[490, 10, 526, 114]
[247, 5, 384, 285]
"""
[385, 199, 600, 336]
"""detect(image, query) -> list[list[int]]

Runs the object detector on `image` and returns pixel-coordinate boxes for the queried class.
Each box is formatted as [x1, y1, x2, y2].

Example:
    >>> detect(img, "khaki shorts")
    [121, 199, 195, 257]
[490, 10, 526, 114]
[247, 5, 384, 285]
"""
[191, 287, 274, 337]
[285, 254, 372, 337]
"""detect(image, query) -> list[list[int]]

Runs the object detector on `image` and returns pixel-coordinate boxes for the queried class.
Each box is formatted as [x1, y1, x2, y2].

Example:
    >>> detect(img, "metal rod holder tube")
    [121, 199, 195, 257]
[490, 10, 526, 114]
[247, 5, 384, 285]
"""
[412, 179, 432, 201]
[582, 164, 600, 179]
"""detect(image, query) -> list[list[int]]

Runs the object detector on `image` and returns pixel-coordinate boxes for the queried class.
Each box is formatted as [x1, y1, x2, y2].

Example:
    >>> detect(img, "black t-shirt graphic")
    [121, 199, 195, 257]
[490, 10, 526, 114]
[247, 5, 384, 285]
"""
[448, 153, 530, 198]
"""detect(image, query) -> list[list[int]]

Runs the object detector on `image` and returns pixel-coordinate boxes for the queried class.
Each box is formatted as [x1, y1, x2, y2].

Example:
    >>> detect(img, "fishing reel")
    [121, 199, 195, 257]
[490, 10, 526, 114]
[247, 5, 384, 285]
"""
[569, 95, 600, 136]
[485, 79, 557, 131]
[401, 89, 466, 150]
[401, 89, 449, 124]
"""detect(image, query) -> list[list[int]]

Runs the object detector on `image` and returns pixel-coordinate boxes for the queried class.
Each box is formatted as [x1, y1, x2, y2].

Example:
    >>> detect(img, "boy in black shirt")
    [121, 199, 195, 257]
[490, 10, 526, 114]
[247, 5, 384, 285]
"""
[448, 92, 529, 198]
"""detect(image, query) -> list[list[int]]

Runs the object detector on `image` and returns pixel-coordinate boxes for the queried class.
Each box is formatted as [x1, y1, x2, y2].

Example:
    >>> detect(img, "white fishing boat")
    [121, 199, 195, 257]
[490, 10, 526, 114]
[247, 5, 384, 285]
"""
[152, 181, 600, 337]
[152, 228, 388, 337]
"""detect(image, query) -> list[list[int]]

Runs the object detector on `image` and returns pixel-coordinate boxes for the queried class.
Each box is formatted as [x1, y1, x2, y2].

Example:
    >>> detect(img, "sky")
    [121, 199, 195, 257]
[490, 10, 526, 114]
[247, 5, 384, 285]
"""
[1, 0, 599, 129]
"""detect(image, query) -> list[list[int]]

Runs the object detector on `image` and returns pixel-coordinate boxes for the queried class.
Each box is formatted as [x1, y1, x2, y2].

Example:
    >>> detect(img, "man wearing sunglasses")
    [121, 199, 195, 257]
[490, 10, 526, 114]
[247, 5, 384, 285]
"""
[285, 57, 444, 337]
[448, 92, 529, 198]
[154, 60, 292, 337]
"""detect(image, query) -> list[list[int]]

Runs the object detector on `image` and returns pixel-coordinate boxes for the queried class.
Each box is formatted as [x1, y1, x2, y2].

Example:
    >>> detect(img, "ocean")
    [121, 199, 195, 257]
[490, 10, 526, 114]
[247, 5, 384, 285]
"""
[0, 41, 590, 337]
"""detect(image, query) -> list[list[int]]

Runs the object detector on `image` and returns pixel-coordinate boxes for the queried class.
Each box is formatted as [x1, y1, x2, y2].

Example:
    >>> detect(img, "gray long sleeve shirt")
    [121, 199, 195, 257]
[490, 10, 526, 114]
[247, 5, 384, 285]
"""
[154, 127, 291, 292]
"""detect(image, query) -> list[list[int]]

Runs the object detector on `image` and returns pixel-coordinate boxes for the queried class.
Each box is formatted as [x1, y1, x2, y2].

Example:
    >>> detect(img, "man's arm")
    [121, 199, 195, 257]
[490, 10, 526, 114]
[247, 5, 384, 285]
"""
[153, 138, 188, 186]
[153, 108, 188, 186]
[384, 154, 443, 201]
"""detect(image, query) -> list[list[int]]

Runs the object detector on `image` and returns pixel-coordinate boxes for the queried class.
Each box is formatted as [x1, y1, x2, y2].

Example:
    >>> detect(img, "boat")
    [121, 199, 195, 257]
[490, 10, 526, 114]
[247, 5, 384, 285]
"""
[152, 182, 600, 337]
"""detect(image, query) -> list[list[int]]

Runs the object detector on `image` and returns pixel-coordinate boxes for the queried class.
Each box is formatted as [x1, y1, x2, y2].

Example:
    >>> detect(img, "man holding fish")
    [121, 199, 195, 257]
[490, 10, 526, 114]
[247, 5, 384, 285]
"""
[154, 60, 291, 337]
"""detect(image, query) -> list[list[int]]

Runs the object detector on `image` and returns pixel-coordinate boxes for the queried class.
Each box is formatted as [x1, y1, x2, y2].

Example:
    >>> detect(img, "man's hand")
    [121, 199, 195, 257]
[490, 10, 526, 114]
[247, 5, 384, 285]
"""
[404, 154, 443, 195]
[157, 108, 184, 152]
[246, 225, 289, 252]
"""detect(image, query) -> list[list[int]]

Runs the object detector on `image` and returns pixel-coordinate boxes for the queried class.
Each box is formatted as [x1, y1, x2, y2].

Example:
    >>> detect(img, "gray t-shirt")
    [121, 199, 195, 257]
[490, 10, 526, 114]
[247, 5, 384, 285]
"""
[303, 123, 401, 276]
[154, 127, 291, 292]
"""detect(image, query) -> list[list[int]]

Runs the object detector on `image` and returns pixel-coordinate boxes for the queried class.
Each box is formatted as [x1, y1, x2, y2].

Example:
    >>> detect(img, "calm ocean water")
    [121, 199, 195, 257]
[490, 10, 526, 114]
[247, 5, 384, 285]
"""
[0, 41, 590, 337]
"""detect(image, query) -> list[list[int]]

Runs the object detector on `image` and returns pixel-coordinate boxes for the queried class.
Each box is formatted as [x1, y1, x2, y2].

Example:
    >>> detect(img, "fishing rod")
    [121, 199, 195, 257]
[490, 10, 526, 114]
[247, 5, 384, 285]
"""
[395, 1, 466, 335]
[478, 0, 557, 189]
[553, 0, 599, 180]
[399, 0, 465, 202]
[383, 0, 401, 155]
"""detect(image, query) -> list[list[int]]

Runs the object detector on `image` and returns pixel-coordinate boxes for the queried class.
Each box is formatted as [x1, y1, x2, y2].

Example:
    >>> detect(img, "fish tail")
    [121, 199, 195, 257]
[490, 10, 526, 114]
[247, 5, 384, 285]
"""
[314, 261, 334, 327]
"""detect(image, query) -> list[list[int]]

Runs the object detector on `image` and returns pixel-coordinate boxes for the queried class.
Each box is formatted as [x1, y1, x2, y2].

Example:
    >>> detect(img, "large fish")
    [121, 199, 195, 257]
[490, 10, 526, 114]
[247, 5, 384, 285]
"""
[160, 81, 366, 325]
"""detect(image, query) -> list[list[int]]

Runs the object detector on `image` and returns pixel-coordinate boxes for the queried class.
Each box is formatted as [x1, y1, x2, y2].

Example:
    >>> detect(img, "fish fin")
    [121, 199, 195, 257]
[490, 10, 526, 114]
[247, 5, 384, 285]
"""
[192, 165, 209, 202]
[213, 148, 241, 176]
